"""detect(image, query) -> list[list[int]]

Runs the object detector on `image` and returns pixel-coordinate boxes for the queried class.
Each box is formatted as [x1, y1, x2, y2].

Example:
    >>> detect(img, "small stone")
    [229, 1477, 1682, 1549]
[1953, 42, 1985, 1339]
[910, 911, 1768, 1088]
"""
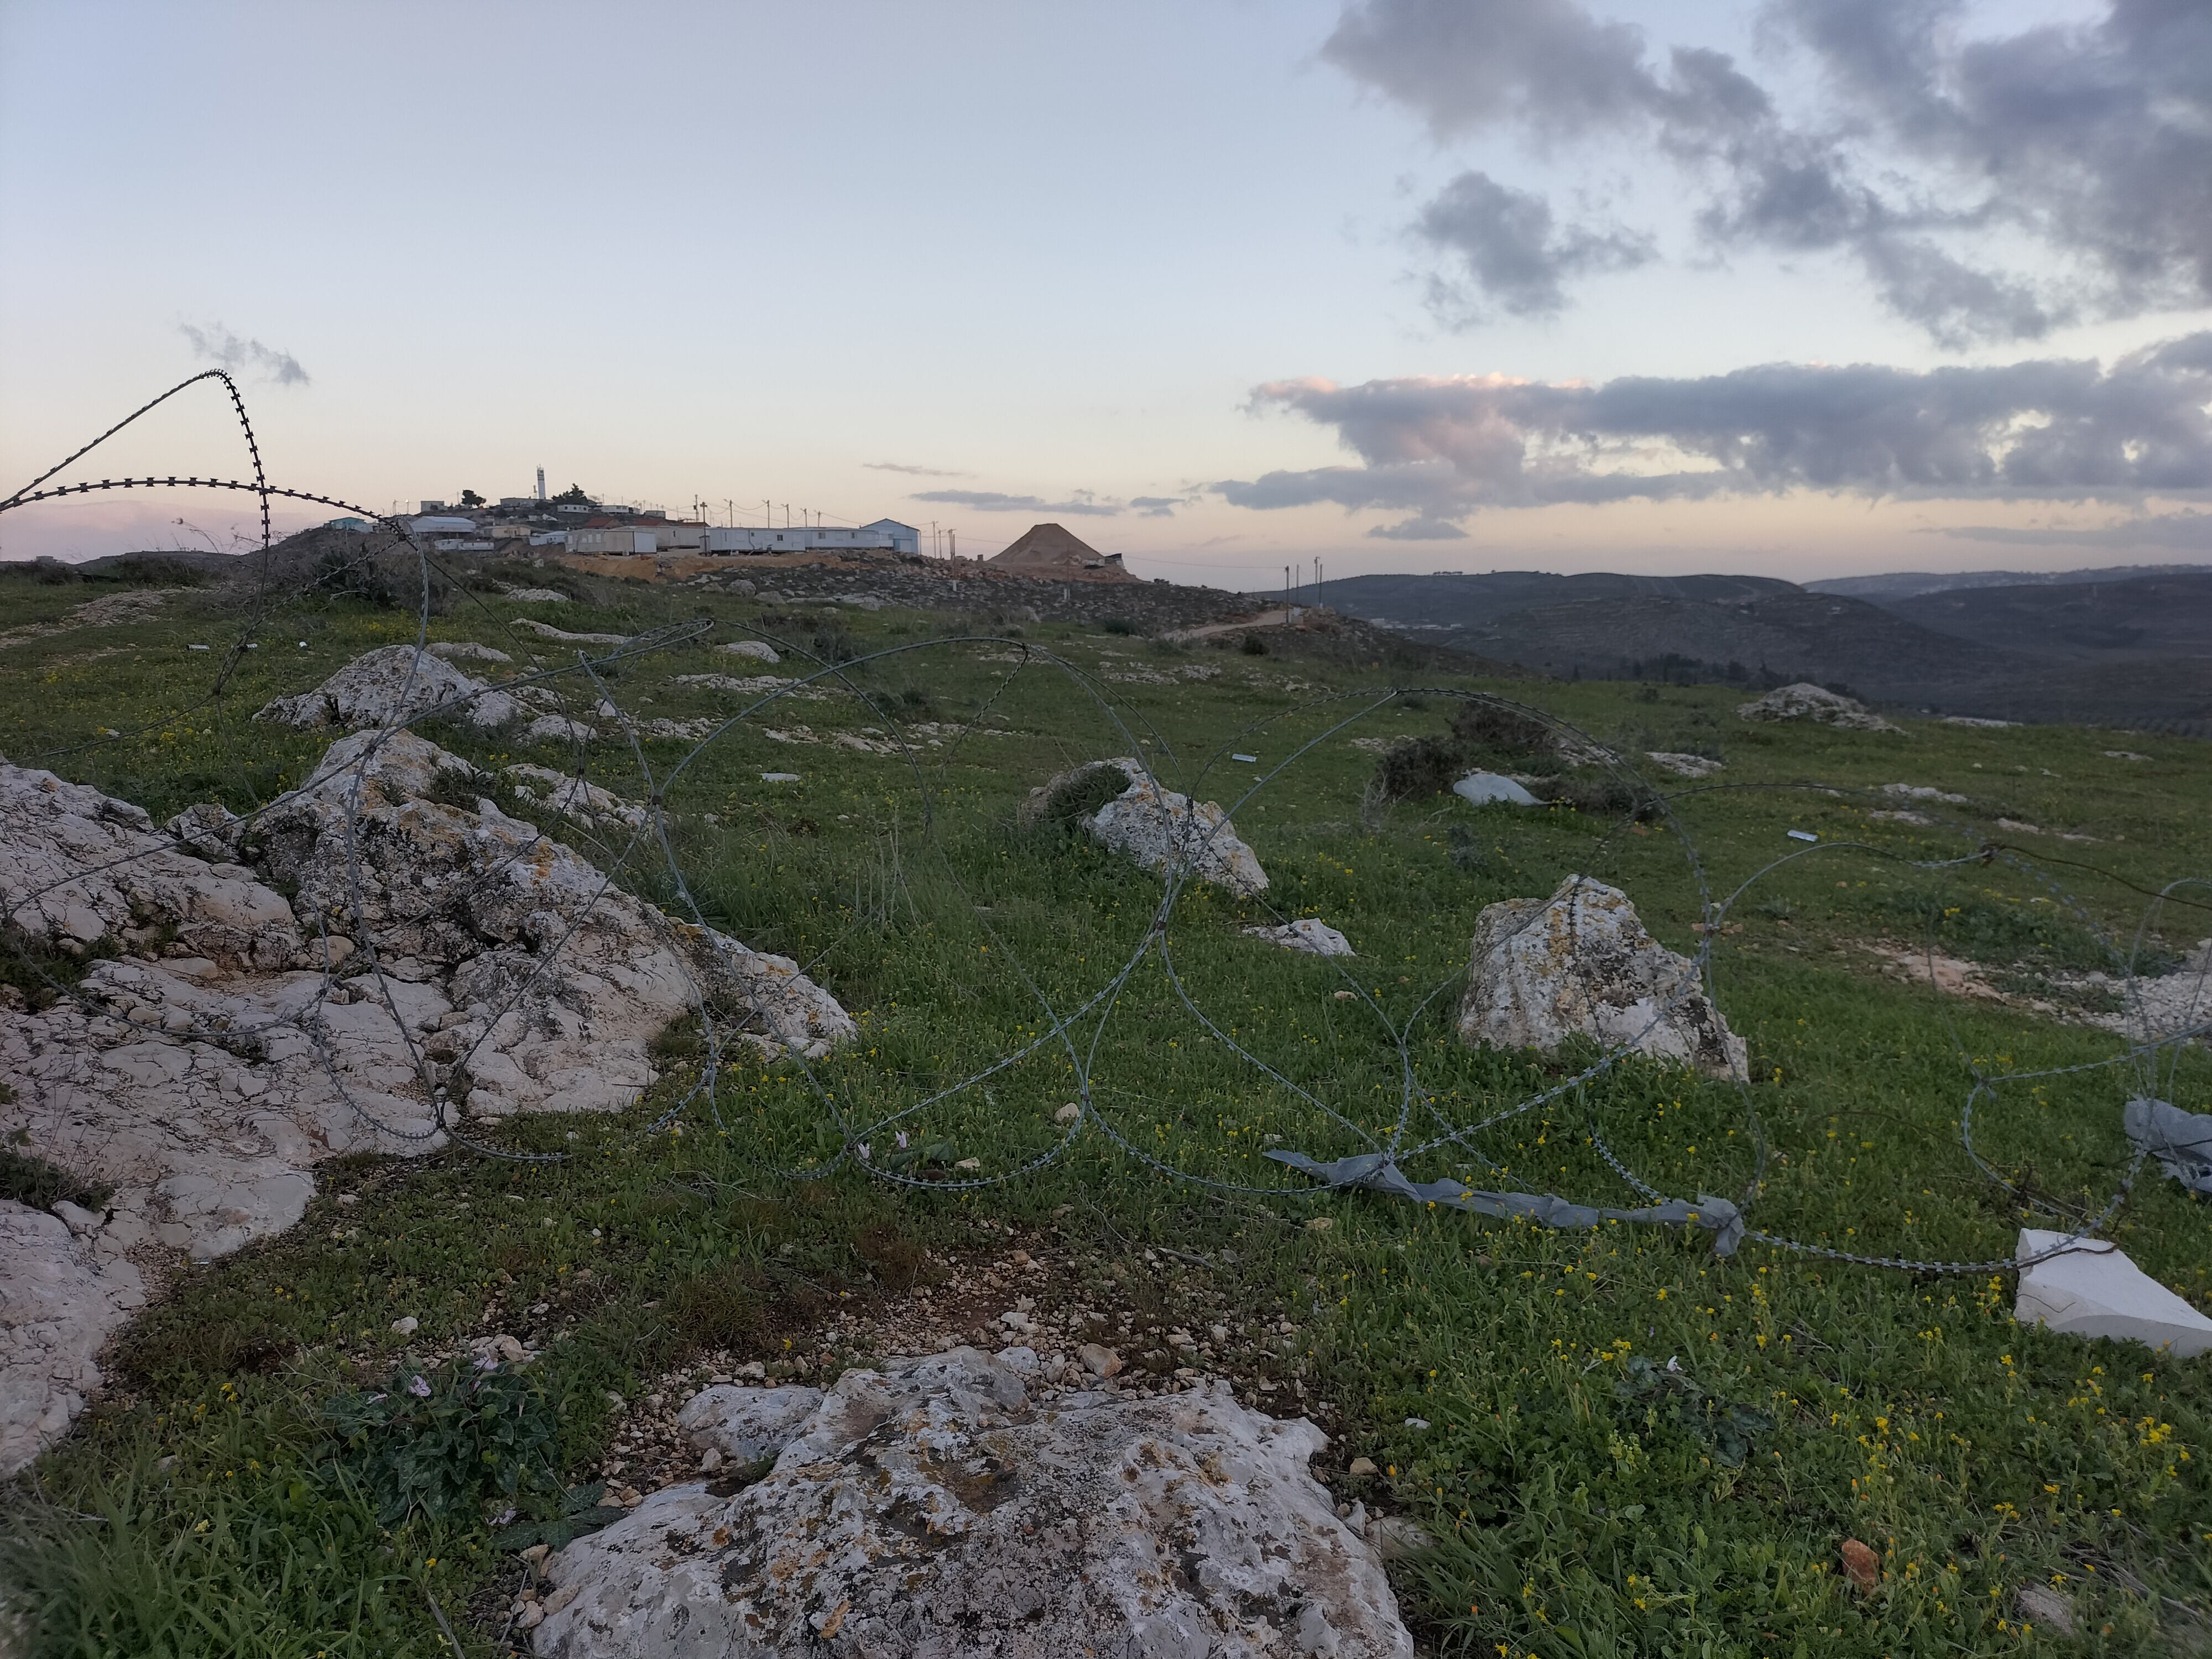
[1054, 1102, 1081, 1124]
[514, 1602, 544, 1631]
[389, 1316, 419, 1336]
[1840, 1538, 1880, 1593]
[1403, 1417, 1430, 1430]
[1347, 1456, 1379, 1477]
[2015, 1582, 2075, 1635]
[1245, 918, 1355, 956]
[335, 1193, 358, 1207]
[699, 1448, 723, 1473]
[51, 1199, 105, 1236]
[953, 1157, 981, 1171]
[1078, 1343, 1123, 1379]
[1305, 1217, 1333, 1232]
[615, 1486, 643, 1507]
[520, 1543, 550, 1569]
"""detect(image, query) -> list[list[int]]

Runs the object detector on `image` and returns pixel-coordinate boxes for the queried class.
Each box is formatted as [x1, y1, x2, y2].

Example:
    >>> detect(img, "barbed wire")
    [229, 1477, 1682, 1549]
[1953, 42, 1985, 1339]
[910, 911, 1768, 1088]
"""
[3, 377, 2205, 1281]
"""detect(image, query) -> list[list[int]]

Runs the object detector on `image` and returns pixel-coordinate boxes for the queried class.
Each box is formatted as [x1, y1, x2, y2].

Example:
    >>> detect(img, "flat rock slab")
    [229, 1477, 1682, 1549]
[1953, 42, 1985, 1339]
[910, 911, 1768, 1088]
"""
[676, 1384, 824, 1465]
[1460, 875, 1747, 1080]
[0, 1200, 143, 1476]
[1245, 918, 1355, 957]
[535, 1348, 1410, 1658]
[2016, 1229, 2212, 1357]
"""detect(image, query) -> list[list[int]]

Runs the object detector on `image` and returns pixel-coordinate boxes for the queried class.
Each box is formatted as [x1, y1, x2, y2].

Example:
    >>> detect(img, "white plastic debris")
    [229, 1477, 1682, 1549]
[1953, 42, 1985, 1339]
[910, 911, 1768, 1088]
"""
[1786, 830, 1819, 842]
[2015, 1230, 2212, 1358]
[760, 772, 801, 783]
[1232, 753, 1258, 763]
[1453, 771, 1541, 807]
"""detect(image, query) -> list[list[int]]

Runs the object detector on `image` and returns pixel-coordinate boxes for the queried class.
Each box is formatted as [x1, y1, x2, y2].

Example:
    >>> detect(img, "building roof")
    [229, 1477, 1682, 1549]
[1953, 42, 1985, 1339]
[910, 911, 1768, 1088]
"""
[987, 523, 1139, 582]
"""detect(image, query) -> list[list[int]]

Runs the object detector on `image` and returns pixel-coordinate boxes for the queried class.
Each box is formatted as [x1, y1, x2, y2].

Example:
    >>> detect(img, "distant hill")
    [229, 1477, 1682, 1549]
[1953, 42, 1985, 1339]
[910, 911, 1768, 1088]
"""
[1294, 570, 1794, 634]
[1805, 562, 2212, 601]
[1299, 567, 2212, 732]
[1870, 571, 2212, 661]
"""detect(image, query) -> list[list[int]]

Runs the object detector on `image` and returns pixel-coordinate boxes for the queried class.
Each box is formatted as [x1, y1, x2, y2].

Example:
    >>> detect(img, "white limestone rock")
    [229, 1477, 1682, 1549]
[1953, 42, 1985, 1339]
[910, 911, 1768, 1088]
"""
[1459, 875, 1747, 1080]
[0, 763, 300, 973]
[1646, 753, 1723, 780]
[533, 1348, 1410, 1659]
[254, 645, 522, 731]
[1246, 918, 1355, 957]
[675, 1384, 823, 1466]
[717, 640, 781, 664]
[427, 640, 513, 664]
[503, 765, 648, 832]
[524, 716, 598, 744]
[2016, 1230, 2212, 1357]
[1736, 683, 1901, 733]
[0, 734, 852, 1472]
[0, 1200, 144, 1477]
[1021, 758, 1268, 897]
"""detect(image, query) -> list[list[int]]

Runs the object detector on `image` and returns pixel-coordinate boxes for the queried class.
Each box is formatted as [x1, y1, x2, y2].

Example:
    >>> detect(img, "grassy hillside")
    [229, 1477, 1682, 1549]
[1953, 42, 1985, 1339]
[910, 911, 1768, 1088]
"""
[2, 561, 2209, 1658]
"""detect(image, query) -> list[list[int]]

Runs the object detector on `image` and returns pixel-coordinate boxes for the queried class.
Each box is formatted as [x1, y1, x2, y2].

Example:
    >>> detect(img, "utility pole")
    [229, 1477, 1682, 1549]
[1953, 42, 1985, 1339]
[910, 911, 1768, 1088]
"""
[1284, 565, 1290, 622]
[949, 529, 957, 561]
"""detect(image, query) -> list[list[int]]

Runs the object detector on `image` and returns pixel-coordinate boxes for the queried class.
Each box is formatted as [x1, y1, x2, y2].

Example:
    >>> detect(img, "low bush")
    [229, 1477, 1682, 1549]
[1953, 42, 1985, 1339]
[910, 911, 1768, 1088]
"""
[320, 1361, 560, 1526]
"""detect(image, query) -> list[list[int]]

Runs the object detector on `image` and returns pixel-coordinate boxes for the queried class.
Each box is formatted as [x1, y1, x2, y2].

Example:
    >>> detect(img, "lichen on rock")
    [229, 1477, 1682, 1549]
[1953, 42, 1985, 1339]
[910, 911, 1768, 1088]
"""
[1020, 758, 1267, 897]
[1459, 875, 1747, 1080]
[533, 1347, 1411, 1658]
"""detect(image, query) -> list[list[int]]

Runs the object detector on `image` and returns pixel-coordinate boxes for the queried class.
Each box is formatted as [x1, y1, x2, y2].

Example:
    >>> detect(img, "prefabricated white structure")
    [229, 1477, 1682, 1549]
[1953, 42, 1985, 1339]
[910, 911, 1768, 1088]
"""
[409, 514, 478, 536]
[862, 518, 920, 555]
[566, 527, 659, 555]
[702, 525, 898, 554]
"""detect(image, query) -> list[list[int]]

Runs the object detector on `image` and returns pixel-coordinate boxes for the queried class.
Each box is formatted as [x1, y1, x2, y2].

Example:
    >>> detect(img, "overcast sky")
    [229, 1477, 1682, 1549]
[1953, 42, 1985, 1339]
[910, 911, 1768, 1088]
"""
[3, 0, 2208, 583]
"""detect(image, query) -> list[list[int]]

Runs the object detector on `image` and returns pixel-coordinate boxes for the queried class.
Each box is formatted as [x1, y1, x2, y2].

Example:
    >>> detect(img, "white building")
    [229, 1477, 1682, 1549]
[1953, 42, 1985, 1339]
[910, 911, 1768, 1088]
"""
[862, 519, 920, 555]
[702, 525, 898, 555]
[566, 528, 658, 556]
[409, 514, 477, 536]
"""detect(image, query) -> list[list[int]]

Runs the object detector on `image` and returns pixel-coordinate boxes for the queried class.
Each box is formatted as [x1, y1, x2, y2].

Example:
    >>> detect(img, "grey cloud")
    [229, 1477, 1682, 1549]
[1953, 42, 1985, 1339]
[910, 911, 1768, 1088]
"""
[863, 461, 971, 477]
[1323, 0, 1657, 139]
[910, 489, 1120, 517]
[1926, 513, 2212, 552]
[1129, 495, 1192, 518]
[1416, 171, 1651, 319]
[180, 322, 308, 385]
[1324, 0, 2212, 343]
[1215, 332, 2212, 524]
[1369, 517, 1467, 540]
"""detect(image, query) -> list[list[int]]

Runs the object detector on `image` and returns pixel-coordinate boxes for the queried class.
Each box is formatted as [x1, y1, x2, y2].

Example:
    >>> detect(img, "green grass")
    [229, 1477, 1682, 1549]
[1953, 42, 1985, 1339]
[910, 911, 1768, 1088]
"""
[2, 567, 2210, 1656]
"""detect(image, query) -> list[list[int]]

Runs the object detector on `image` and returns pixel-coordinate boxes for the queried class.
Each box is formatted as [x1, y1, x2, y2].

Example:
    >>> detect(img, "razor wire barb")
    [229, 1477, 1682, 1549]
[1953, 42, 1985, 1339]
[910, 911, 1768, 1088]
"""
[3, 377, 2206, 1277]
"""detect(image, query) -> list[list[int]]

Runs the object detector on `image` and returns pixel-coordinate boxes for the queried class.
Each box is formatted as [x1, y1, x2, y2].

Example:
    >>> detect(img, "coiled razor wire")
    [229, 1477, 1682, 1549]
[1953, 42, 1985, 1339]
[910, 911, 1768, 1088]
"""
[2, 373, 2207, 1277]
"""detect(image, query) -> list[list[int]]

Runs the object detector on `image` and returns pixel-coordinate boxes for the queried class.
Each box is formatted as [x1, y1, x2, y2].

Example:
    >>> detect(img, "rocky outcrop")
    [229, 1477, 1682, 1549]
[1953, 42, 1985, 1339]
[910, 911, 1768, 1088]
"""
[1021, 759, 1267, 897]
[1736, 682, 1901, 733]
[503, 765, 648, 832]
[532, 1347, 1411, 1658]
[253, 644, 524, 731]
[0, 724, 851, 1474]
[1245, 919, 1354, 957]
[1459, 876, 1747, 1080]
[0, 1201, 145, 1478]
